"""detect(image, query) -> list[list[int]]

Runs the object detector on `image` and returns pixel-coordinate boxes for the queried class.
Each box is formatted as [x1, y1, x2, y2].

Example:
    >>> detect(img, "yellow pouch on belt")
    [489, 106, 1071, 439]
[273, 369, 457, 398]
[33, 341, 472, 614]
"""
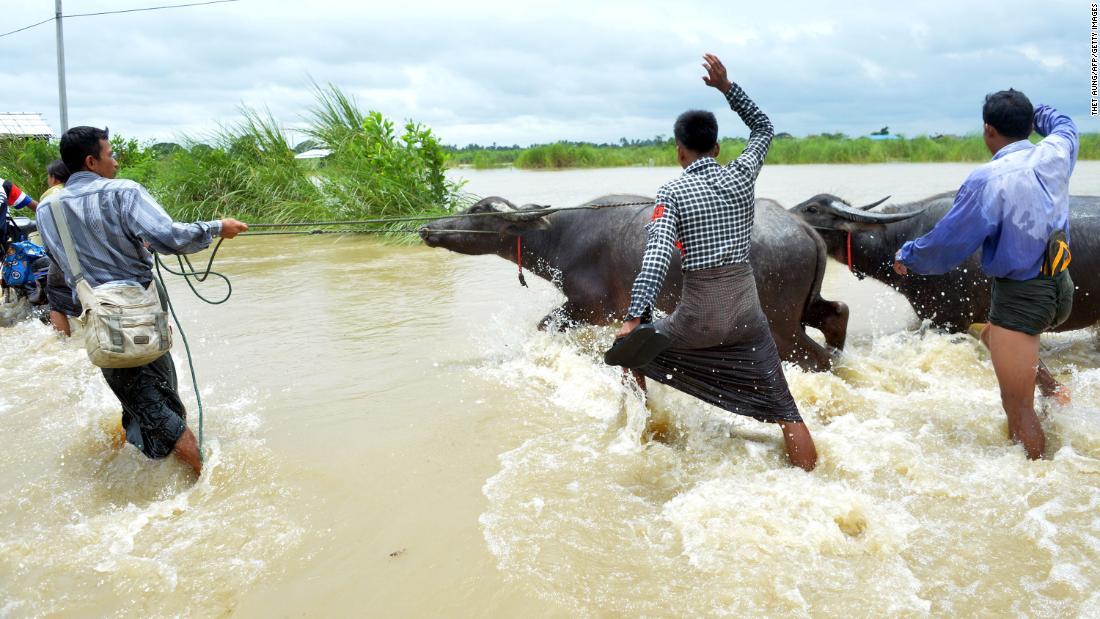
[1042, 229, 1071, 276]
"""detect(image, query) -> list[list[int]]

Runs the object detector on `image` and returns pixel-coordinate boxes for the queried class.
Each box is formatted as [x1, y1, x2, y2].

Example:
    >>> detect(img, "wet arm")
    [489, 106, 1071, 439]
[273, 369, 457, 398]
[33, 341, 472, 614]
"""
[1033, 104, 1078, 167]
[897, 182, 994, 275]
[725, 82, 774, 180]
[3, 180, 36, 212]
[123, 185, 222, 255]
[625, 199, 680, 320]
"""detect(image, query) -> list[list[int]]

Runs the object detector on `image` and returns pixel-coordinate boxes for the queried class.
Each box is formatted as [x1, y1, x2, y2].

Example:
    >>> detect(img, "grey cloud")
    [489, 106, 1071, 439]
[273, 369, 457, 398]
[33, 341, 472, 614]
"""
[1, 0, 1094, 146]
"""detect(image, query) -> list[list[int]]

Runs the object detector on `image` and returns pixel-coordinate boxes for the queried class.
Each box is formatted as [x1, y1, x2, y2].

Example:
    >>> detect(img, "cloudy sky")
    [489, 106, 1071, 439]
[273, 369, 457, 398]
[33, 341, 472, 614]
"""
[2, 0, 1094, 146]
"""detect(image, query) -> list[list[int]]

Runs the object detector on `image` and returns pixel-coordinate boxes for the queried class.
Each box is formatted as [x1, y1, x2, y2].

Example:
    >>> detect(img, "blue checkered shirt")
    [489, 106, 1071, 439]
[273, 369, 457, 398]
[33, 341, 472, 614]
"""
[36, 171, 222, 289]
[626, 82, 773, 320]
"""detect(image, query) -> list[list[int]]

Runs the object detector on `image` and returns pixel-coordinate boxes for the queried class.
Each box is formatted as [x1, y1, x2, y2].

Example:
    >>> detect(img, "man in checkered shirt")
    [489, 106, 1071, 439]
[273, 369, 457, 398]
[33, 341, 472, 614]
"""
[617, 54, 817, 471]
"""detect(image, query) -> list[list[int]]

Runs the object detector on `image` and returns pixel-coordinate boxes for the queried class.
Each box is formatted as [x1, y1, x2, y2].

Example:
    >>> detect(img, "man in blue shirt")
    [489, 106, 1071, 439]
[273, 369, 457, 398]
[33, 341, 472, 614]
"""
[893, 90, 1077, 460]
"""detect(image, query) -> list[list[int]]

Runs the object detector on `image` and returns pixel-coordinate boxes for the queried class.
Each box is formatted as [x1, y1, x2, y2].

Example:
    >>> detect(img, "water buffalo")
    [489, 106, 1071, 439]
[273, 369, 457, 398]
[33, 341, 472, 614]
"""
[420, 194, 849, 371]
[790, 192, 1100, 332]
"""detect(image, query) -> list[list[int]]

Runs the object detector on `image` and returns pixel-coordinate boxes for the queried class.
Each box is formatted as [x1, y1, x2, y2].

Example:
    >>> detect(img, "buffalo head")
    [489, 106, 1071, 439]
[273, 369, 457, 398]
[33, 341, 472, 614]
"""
[419, 196, 552, 255]
[790, 193, 924, 231]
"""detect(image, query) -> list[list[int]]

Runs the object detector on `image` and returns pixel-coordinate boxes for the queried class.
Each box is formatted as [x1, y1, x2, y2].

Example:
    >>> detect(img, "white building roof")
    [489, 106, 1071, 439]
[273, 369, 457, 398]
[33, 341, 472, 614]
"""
[294, 148, 332, 160]
[0, 113, 54, 138]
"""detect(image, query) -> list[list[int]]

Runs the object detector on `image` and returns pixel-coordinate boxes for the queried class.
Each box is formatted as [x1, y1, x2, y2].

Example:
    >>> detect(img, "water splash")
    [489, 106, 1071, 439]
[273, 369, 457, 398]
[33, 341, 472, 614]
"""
[477, 323, 1100, 616]
[0, 319, 304, 617]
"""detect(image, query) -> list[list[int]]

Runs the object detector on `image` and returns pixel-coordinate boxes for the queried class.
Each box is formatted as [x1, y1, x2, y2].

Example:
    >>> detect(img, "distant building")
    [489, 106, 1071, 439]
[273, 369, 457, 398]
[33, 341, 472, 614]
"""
[0, 113, 53, 139]
[867, 125, 898, 140]
[294, 148, 332, 160]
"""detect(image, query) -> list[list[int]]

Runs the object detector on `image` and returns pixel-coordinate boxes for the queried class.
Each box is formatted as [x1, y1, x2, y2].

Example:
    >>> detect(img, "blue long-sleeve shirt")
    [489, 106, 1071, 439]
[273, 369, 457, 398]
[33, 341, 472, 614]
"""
[36, 171, 222, 289]
[897, 104, 1077, 280]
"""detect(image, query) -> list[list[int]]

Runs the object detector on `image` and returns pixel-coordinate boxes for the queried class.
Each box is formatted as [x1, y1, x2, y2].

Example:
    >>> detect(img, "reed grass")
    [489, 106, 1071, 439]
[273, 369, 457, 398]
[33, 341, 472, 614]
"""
[449, 133, 1100, 169]
[0, 84, 463, 227]
[0, 137, 56, 199]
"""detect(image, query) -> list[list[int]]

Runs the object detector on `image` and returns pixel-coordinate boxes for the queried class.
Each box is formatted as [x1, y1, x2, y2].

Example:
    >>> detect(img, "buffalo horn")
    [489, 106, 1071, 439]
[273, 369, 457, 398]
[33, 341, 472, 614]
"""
[829, 200, 926, 224]
[857, 195, 891, 211]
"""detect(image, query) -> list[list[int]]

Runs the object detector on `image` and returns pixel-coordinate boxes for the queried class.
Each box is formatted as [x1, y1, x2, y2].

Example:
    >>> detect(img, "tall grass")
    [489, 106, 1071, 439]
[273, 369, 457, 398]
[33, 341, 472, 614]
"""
[450, 133, 1100, 169]
[0, 85, 462, 227]
[515, 142, 675, 168]
[447, 148, 523, 169]
[0, 138, 56, 199]
[135, 108, 323, 223]
[303, 83, 458, 220]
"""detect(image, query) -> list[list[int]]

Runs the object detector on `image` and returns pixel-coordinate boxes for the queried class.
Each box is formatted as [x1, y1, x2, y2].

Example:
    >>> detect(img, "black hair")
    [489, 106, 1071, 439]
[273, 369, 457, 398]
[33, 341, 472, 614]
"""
[46, 159, 71, 183]
[674, 110, 719, 153]
[982, 89, 1033, 140]
[60, 126, 110, 172]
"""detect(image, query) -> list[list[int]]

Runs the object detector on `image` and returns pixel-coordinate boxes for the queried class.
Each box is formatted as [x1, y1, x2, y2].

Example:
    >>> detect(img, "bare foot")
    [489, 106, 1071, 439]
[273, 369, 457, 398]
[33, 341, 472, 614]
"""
[1047, 384, 1072, 406]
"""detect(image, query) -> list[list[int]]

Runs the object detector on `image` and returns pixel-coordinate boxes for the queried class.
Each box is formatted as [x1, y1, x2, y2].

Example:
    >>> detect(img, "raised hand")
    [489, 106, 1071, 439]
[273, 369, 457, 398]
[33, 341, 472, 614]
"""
[701, 53, 732, 92]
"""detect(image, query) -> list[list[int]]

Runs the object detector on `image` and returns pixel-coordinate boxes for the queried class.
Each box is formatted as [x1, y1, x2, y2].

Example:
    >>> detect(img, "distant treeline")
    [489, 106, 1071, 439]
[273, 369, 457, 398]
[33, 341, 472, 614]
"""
[446, 133, 1100, 169]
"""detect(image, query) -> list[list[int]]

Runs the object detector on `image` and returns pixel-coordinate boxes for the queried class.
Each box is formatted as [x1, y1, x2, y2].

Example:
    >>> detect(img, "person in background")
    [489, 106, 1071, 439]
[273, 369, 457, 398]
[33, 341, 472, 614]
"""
[1, 177, 38, 248]
[1, 177, 37, 215]
[38, 160, 80, 335]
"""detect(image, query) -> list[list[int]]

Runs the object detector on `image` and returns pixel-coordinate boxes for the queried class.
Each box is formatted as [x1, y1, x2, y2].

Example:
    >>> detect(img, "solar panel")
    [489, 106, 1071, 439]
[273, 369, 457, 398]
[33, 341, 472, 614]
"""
[0, 113, 54, 138]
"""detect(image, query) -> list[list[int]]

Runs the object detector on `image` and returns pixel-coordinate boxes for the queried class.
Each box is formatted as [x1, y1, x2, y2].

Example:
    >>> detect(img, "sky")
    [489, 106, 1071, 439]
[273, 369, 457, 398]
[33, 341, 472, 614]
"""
[1, 0, 1095, 147]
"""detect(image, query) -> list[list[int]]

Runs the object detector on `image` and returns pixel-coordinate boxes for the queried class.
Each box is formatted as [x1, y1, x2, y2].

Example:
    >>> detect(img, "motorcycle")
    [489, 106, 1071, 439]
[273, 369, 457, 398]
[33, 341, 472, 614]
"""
[1, 216, 51, 326]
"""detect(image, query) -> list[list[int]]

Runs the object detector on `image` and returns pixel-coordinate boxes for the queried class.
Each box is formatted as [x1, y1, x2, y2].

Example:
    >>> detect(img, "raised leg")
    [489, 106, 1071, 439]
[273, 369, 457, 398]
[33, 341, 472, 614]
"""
[804, 296, 849, 351]
[775, 329, 832, 372]
[537, 301, 586, 331]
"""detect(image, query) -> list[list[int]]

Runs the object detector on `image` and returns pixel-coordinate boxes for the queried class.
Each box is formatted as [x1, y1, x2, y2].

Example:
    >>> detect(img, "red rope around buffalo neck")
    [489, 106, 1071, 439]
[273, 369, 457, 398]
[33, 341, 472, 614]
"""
[516, 237, 528, 287]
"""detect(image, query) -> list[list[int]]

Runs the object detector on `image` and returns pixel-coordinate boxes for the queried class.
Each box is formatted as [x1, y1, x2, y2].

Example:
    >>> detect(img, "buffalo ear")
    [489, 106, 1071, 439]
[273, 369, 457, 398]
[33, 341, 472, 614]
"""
[503, 217, 552, 234]
[527, 217, 551, 230]
[502, 203, 553, 230]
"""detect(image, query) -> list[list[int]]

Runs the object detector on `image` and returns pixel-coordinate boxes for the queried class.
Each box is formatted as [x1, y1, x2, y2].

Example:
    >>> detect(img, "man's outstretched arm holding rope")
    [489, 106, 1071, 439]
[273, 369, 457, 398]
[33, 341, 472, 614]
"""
[122, 183, 248, 254]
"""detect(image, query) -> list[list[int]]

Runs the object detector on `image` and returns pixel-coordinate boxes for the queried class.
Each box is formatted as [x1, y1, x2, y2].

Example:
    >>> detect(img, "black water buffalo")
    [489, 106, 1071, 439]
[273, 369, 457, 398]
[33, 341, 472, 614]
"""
[420, 194, 849, 371]
[790, 192, 1100, 332]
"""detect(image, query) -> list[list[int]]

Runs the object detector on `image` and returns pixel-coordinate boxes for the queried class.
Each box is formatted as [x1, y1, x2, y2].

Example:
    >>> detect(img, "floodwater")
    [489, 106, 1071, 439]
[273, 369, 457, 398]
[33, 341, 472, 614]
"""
[2, 162, 1100, 617]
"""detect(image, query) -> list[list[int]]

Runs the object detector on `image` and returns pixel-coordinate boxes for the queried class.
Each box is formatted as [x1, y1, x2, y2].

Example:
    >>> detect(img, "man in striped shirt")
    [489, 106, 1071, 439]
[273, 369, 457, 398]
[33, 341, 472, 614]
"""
[36, 126, 248, 477]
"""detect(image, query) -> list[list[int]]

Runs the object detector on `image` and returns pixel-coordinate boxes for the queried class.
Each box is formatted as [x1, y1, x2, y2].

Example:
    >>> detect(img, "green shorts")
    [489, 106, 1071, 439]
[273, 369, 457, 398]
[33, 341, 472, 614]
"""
[988, 270, 1073, 336]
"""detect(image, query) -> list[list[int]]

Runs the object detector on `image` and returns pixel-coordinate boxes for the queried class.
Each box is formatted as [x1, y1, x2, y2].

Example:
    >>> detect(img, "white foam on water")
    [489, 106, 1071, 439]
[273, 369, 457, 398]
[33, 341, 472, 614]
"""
[476, 320, 1100, 616]
[0, 320, 305, 616]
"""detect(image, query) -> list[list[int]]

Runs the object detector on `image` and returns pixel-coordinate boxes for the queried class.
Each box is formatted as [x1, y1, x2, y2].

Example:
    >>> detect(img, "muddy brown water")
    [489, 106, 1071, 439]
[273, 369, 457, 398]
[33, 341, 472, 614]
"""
[2, 163, 1100, 617]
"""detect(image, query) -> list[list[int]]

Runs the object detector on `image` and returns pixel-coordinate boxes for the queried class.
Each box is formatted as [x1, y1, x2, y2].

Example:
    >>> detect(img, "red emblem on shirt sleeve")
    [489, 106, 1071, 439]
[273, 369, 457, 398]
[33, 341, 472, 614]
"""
[651, 204, 666, 221]
[7, 184, 24, 207]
